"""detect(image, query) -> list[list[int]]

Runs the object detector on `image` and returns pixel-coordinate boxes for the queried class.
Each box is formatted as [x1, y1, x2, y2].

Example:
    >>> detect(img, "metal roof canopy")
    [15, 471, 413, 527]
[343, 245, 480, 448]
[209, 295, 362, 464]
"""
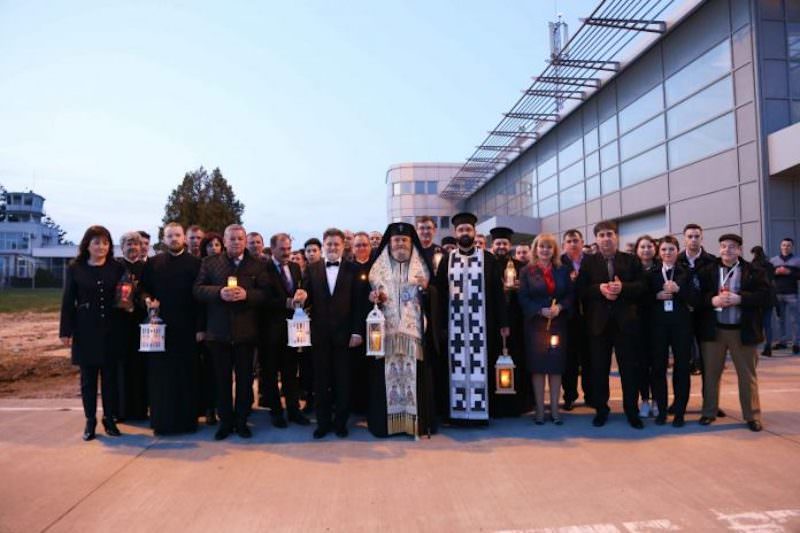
[440, 0, 691, 200]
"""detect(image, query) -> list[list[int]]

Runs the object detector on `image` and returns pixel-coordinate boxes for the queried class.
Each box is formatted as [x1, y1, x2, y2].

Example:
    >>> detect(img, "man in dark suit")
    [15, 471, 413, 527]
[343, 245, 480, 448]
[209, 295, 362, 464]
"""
[296, 228, 364, 439]
[579, 220, 646, 429]
[193, 224, 271, 440]
[560, 228, 592, 410]
[262, 232, 310, 428]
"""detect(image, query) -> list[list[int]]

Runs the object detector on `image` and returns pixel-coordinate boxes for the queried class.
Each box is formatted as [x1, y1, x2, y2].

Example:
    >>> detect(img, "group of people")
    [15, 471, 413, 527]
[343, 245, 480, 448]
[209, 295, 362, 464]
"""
[59, 212, 798, 442]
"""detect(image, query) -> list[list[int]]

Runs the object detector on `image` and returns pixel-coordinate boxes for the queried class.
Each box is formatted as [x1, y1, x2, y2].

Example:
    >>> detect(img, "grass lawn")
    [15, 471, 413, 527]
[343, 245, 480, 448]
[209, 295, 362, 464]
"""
[0, 288, 62, 314]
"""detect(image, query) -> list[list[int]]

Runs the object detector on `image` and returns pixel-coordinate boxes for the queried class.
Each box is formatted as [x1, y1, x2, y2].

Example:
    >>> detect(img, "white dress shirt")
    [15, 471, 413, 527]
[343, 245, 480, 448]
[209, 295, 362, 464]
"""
[325, 256, 341, 295]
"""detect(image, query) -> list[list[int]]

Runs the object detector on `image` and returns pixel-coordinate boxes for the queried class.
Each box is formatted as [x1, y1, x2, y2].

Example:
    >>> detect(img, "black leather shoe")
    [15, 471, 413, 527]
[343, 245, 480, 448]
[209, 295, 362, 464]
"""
[83, 419, 97, 441]
[563, 400, 575, 411]
[102, 417, 121, 437]
[271, 413, 288, 429]
[699, 416, 715, 426]
[313, 427, 329, 439]
[592, 412, 608, 427]
[335, 427, 349, 438]
[654, 414, 667, 426]
[628, 416, 644, 429]
[747, 420, 763, 432]
[793, 344, 799, 354]
[717, 409, 727, 418]
[773, 342, 787, 350]
[237, 424, 252, 439]
[672, 415, 685, 428]
[288, 410, 311, 426]
[214, 426, 232, 441]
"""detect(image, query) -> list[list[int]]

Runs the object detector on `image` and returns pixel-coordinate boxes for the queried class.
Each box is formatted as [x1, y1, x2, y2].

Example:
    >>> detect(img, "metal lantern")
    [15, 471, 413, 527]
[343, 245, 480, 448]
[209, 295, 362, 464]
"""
[432, 251, 444, 274]
[494, 337, 516, 395]
[504, 259, 517, 289]
[287, 305, 311, 350]
[139, 308, 166, 352]
[366, 303, 386, 357]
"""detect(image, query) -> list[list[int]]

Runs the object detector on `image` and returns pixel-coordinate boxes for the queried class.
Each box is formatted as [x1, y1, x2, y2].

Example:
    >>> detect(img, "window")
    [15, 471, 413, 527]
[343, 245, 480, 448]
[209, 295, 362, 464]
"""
[618, 84, 663, 133]
[599, 116, 617, 145]
[600, 141, 619, 169]
[538, 176, 558, 199]
[667, 76, 734, 137]
[23, 196, 33, 206]
[666, 39, 731, 106]
[621, 145, 667, 187]
[585, 151, 600, 177]
[392, 182, 412, 195]
[427, 181, 437, 194]
[539, 196, 559, 217]
[559, 161, 583, 190]
[559, 138, 583, 169]
[537, 155, 557, 180]
[560, 183, 585, 210]
[414, 181, 426, 194]
[601, 166, 620, 194]
[584, 127, 599, 153]
[440, 217, 449, 229]
[586, 176, 601, 200]
[668, 112, 736, 168]
[620, 115, 665, 160]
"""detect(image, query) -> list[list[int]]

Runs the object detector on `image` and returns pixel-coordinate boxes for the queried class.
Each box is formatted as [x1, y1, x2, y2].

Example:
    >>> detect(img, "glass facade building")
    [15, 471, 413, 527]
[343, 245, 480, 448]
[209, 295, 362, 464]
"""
[461, 0, 800, 252]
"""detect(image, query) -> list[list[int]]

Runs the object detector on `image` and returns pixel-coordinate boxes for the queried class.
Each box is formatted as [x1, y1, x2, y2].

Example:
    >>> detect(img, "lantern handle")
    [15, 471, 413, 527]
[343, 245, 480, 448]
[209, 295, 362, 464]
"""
[501, 333, 508, 356]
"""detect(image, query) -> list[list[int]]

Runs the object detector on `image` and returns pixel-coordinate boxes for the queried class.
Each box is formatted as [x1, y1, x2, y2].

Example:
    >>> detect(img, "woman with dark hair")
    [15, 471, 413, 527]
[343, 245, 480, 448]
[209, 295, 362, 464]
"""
[648, 236, 697, 426]
[200, 232, 223, 258]
[59, 225, 125, 440]
[634, 235, 658, 419]
[750, 245, 777, 356]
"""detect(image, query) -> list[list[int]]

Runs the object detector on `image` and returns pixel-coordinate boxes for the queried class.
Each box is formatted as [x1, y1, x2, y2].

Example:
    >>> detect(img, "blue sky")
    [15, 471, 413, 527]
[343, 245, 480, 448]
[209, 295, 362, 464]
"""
[0, 0, 597, 245]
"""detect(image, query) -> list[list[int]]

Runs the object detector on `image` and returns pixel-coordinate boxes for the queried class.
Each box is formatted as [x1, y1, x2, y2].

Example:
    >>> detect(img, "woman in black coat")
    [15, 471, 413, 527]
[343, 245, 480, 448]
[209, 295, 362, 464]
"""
[647, 236, 697, 427]
[634, 235, 659, 419]
[517, 233, 574, 425]
[59, 225, 125, 441]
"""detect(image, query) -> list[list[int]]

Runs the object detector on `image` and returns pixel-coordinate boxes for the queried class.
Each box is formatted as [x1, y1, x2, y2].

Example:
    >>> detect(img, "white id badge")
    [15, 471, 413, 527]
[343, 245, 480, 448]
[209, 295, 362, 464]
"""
[664, 300, 674, 312]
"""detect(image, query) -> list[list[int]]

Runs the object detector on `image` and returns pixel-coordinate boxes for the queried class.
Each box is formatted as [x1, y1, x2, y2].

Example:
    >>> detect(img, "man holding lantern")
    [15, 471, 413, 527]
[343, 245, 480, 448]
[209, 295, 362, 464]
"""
[365, 222, 440, 438]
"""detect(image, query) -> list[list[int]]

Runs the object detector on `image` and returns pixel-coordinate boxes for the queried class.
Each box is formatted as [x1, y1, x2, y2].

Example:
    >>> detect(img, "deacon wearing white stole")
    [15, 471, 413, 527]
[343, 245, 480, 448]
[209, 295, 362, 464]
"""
[435, 212, 509, 423]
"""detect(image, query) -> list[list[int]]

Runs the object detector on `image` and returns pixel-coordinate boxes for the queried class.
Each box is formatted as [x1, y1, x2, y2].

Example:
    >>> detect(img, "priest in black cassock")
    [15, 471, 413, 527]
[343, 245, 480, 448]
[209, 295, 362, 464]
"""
[115, 230, 148, 421]
[435, 213, 509, 423]
[365, 222, 440, 438]
[140, 222, 201, 436]
[489, 226, 533, 417]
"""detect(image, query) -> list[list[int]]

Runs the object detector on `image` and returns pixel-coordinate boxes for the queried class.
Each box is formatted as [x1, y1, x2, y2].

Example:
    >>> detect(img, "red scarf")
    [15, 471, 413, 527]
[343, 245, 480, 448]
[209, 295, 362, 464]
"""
[530, 263, 555, 295]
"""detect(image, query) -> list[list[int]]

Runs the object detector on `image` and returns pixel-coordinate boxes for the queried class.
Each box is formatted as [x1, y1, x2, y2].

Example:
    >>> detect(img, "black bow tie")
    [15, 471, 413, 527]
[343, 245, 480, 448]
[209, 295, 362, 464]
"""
[326, 261, 340, 268]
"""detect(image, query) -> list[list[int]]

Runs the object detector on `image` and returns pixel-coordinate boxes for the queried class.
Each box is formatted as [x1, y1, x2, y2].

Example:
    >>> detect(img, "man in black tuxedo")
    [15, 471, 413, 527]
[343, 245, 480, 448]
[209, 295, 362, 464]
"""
[194, 224, 271, 440]
[296, 228, 364, 439]
[262, 232, 311, 428]
[579, 220, 646, 429]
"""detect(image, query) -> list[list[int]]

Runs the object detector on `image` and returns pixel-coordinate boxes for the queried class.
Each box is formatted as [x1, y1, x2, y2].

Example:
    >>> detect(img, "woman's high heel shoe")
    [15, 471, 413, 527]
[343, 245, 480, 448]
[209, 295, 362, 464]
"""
[102, 417, 121, 437]
[83, 418, 97, 441]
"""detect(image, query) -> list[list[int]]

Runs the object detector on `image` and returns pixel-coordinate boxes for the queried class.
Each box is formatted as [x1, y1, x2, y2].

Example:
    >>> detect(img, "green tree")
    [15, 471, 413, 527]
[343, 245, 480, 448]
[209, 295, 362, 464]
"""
[160, 167, 244, 240]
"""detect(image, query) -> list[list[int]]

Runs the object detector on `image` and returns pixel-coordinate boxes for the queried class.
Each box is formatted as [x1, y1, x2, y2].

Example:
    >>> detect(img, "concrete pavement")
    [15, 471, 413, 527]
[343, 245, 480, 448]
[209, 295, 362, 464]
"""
[1, 353, 799, 533]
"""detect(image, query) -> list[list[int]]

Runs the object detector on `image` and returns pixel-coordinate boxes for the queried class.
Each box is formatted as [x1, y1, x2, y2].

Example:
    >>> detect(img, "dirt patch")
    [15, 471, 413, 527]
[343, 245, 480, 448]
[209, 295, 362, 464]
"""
[0, 312, 79, 398]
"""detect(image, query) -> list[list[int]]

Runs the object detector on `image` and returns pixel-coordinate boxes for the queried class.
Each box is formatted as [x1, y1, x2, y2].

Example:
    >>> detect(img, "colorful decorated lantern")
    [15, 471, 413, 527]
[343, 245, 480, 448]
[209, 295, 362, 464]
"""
[504, 259, 517, 289]
[287, 305, 311, 350]
[494, 337, 516, 395]
[365, 303, 386, 357]
[139, 308, 166, 352]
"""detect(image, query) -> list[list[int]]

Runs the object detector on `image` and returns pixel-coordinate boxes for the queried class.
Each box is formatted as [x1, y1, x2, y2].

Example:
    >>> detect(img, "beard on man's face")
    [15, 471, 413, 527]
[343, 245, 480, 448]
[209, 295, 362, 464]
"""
[390, 245, 411, 262]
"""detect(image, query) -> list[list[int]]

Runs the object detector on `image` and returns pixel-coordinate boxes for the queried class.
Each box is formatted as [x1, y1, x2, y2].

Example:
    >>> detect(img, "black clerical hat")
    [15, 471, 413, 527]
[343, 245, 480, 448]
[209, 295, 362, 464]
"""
[718, 233, 743, 246]
[385, 222, 414, 237]
[489, 227, 514, 241]
[451, 212, 478, 228]
[441, 236, 457, 246]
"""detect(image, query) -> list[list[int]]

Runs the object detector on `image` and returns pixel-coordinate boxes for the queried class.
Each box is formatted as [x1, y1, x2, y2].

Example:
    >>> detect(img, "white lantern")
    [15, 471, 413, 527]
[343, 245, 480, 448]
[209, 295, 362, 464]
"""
[287, 305, 311, 350]
[494, 336, 516, 395]
[366, 303, 386, 357]
[139, 308, 166, 353]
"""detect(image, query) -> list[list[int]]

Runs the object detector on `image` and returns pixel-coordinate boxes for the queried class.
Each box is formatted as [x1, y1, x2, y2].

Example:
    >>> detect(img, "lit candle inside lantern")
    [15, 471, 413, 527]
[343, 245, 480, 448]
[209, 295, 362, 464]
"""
[499, 369, 512, 388]
[227, 276, 238, 288]
[550, 334, 560, 348]
[370, 330, 382, 352]
[504, 260, 517, 288]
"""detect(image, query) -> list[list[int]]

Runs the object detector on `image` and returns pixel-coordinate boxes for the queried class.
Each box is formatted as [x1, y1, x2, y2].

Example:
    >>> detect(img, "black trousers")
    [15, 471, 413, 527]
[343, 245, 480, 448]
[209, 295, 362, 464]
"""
[198, 342, 216, 414]
[263, 341, 301, 414]
[651, 319, 692, 417]
[208, 341, 254, 429]
[314, 342, 350, 431]
[80, 363, 118, 420]
[562, 315, 592, 405]
[590, 320, 640, 419]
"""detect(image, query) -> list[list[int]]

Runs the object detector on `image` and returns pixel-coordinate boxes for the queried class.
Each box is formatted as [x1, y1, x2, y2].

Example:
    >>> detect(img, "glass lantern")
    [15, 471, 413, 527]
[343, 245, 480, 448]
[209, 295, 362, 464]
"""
[494, 338, 516, 395]
[432, 251, 444, 274]
[139, 308, 166, 353]
[504, 259, 517, 289]
[366, 303, 386, 357]
[287, 305, 312, 350]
